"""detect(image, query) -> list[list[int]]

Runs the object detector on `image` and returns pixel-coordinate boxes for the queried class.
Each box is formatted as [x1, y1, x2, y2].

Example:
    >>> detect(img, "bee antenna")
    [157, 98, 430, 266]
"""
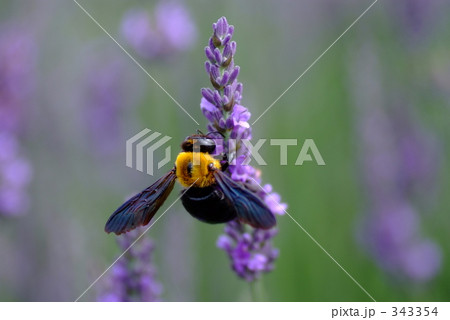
[196, 129, 205, 135]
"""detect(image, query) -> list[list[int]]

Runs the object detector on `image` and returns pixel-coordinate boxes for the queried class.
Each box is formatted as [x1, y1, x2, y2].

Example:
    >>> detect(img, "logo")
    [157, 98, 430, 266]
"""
[126, 129, 172, 176]
[126, 128, 325, 176]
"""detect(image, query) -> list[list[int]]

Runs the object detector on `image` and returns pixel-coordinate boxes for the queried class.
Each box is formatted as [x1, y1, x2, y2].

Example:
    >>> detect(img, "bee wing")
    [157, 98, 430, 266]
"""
[213, 170, 276, 229]
[105, 170, 177, 235]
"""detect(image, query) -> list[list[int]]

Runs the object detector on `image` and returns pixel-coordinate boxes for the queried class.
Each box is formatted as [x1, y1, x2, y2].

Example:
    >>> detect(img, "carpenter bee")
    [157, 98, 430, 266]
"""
[105, 134, 276, 235]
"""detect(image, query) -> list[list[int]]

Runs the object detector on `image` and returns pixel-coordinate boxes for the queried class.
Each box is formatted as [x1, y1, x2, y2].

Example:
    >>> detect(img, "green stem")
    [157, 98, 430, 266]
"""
[249, 281, 257, 302]
[249, 280, 266, 302]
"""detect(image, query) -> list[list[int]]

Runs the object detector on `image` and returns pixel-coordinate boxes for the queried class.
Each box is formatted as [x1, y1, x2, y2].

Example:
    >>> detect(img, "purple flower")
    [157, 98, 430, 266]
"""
[121, 1, 197, 59]
[262, 185, 287, 216]
[154, 1, 197, 51]
[0, 26, 35, 133]
[350, 45, 442, 284]
[390, 0, 442, 43]
[201, 17, 286, 281]
[217, 220, 279, 282]
[401, 239, 442, 282]
[83, 56, 127, 155]
[98, 230, 162, 302]
[362, 200, 441, 283]
[355, 92, 442, 283]
[121, 9, 162, 59]
[0, 27, 35, 217]
[392, 107, 440, 201]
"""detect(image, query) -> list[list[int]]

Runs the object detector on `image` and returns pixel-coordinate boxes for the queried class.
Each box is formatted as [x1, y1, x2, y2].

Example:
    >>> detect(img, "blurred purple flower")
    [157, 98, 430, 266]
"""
[401, 239, 442, 282]
[98, 230, 162, 302]
[392, 106, 440, 200]
[83, 56, 128, 155]
[357, 97, 442, 283]
[362, 200, 442, 283]
[389, 0, 444, 43]
[351, 45, 442, 284]
[0, 26, 35, 217]
[121, 1, 197, 59]
[155, 1, 197, 51]
[201, 17, 286, 281]
[121, 10, 161, 59]
[0, 26, 35, 133]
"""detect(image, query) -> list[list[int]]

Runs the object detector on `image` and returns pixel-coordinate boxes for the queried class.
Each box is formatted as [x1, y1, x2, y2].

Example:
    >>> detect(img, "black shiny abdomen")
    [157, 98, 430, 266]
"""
[181, 186, 237, 224]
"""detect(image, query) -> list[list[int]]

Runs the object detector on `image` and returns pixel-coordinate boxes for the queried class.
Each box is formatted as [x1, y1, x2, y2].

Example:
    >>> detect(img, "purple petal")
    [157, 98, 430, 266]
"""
[401, 240, 442, 282]
[205, 46, 215, 63]
[213, 90, 222, 107]
[222, 95, 230, 106]
[223, 43, 232, 59]
[228, 66, 240, 84]
[201, 88, 215, 104]
[228, 25, 234, 37]
[248, 254, 268, 271]
[213, 48, 222, 64]
[217, 235, 232, 250]
[210, 65, 220, 81]
[204, 61, 211, 74]
[220, 71, 230, 86]
[230, 41, 237, 55]
[222, 34, 232, 47]
[223, 85, 233, 100]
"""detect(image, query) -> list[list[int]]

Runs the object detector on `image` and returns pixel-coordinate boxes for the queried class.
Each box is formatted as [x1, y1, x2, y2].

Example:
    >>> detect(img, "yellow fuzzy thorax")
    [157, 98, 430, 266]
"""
[175, 152, 221, 188]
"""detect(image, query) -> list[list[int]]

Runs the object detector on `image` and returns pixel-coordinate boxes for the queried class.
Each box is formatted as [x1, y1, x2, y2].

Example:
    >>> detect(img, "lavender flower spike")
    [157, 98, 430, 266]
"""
[217, 220, 279, 282]
[98, 230, 162, 301]
[0, 27, 35, 217]
[351, 45, 442, 283]
[201, 17, 286, 281]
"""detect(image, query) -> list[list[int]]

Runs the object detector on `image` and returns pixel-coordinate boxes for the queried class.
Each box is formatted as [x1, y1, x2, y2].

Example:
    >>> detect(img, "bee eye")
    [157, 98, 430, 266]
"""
[208, 163, 215, 171]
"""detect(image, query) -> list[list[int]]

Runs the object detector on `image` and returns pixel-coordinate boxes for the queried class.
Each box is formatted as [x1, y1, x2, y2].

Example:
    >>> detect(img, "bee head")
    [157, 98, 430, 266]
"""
[175, 152, 221, 188]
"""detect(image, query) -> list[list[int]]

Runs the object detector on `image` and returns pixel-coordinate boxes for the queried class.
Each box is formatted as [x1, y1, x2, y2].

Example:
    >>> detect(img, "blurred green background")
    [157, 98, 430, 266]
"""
[0, 0, 449, 301]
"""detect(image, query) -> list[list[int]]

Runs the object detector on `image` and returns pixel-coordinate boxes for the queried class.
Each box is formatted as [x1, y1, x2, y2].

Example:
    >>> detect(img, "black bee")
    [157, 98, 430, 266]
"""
[105, 134, 276, 235]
